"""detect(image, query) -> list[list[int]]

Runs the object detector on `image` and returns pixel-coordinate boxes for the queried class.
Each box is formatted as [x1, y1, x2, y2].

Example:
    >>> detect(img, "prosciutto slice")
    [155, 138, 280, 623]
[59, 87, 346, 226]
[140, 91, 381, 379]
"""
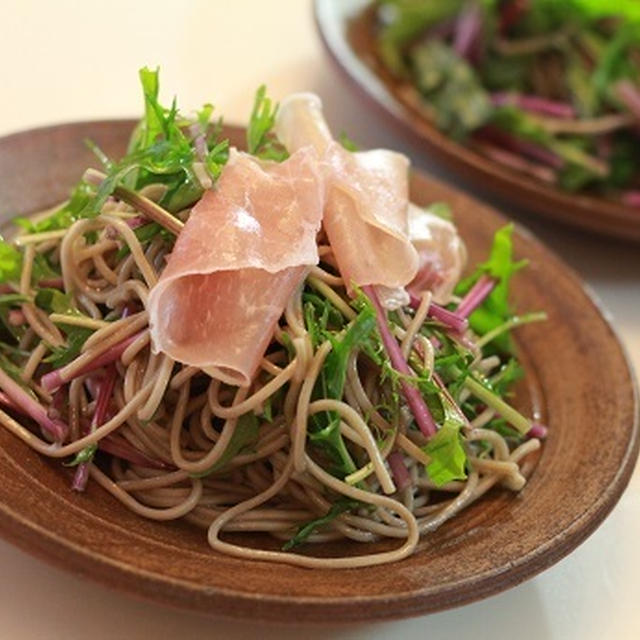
[275, 94, 419, 296]
[147, 147, 323, 387]
[276, 93, 466, 307]
[407, 204, 467, 305]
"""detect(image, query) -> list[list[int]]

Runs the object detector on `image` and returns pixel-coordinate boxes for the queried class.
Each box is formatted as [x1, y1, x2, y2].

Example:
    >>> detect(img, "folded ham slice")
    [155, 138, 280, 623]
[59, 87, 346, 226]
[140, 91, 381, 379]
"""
[147, 147, 323, 387]
[407, 204, 467, 305]
[275, 94, 419, 296]
[276, 93, 466, 307]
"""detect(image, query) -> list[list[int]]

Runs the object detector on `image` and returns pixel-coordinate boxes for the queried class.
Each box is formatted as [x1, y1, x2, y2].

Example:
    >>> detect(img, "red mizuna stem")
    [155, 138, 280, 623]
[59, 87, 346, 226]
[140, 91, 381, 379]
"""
[73, 365, 119, 491]
[41, 331, 144, 392]
[37, 278, 64, 290]
[456, 275, 495, 319]
[125, 215, 148, 230]
[0, 367, 67, 441]
[622, 191, 640, 207]
[0, 390, 24, 414]
[71, 464, 90, 492]
[500, 0, 530, 34]
[615, 80, 640, 120]
[475, 126, 564, 169]
[474, 143, 557, 183]
[388, 451, 411, 491]
[453, 2, 484, 62]
[409, 294, 469, 333]
[8, 310, 26, 326]
[189, 123, 209, 162]
[98, 435, 173, 470]
[491, 92, 576, 119]
[528, 422, 548, 439]
[364, 286, 437, 438]
[91, 365, 118, 430]
[0, 278, 64, 295]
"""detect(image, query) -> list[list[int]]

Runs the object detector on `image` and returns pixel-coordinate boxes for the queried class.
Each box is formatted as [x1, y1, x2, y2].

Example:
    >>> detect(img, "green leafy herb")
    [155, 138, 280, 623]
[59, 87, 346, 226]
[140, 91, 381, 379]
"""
[376, 0, 465, 76]
[35, 288, 76, 315]
[0, 293, 29, 342]
[191, 413, 260, 477]
[410, 40, 494, 139]
[0, 242, 22, 284]
[44, 326, 93, 368]
[307, 308, 377, 478]
[338, 131, 359, 151]
[83, 67, 231, 219]
[456, 224, 527, 351]
[282, 500, 358, 551]
[424, 414, 467, 486]
[246, 85, 288, 161]
[64, 443, 98, 467]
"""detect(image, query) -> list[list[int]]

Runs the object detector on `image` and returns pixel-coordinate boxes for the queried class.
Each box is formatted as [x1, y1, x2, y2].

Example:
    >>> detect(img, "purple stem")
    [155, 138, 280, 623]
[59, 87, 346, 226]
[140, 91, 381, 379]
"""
[476, 126, 564, 169]
[409, 294, 469, 333]
[499, 0, 530, 34]
[8, 310, 26, 326]
[0, 367, 67, 441]
[528, 422, 548, 439]
[0, 278, 64, 295]
[388, 451, 411, 491]
[475, 144, 557, 183]
[433, 372, 471, 428]
[491, 92, 576, 119]
[456, 275, 495, 319]
[364, 286, 437, 438]
[42, 331, 144, 393]
[37, 278, 64, 290]
[622, 191, 640, 207]
[71, 464, 90, 492]
[615, 80, 640, 120]
[453, 2, 484, 63]
[189, 122, 208, 162]
[0, 390, 23, 414]
[72, 364, 119, 492]
[98, 435, 174, 470]
[125, 215, 148, 230]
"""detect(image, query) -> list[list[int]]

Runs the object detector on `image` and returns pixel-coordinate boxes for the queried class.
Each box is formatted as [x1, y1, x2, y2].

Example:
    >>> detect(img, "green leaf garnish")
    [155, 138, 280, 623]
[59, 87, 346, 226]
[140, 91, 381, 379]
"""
[424, 416, 467, 486]
[191, 413, 260, 477]
[246, 85, 288, 161]
[282, 499, 359, 551]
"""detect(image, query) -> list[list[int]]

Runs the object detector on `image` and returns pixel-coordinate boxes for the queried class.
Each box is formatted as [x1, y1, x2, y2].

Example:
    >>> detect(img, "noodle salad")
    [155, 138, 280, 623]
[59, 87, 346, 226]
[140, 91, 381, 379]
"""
[0, 69, 546, 568]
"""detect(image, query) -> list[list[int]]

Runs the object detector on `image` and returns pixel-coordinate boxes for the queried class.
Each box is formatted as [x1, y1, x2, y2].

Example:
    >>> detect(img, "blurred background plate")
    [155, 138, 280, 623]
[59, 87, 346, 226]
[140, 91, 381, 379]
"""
[314, 0, 640, 242]
[0, 120, 637, 622]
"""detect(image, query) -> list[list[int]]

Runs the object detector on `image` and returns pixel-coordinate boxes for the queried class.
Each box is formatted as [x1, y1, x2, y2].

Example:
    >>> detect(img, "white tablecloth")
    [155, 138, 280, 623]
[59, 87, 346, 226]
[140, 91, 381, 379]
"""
[1, 2, 638, 638]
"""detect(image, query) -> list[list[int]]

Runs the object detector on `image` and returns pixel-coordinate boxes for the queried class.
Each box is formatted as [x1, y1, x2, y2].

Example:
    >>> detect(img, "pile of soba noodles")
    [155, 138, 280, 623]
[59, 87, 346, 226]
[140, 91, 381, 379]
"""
[0, 70, 546, 568]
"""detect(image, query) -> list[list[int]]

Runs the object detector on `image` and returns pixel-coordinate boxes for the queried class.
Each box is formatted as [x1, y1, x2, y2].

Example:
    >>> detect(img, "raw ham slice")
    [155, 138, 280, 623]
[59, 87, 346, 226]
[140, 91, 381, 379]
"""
[275, 94, 419, 296]
[407, 204, 467, 305]
[147, 147, 323, 386]
[276, 93, 466, 307]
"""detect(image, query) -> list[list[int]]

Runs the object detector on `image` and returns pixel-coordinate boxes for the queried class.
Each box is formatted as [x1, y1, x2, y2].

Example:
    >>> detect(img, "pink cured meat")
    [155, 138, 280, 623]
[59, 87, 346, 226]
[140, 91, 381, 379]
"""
[324, 144, 419, 289]
[407, 204, 467, 305]
[147, 147, 323, 387]
[275, 94, 419, 291]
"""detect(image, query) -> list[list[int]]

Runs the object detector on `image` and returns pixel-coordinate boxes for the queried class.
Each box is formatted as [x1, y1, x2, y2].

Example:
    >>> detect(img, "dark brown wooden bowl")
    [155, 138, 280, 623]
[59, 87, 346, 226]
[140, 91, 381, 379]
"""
[314, 0, 640, 242]
[0, 120, 637, 623]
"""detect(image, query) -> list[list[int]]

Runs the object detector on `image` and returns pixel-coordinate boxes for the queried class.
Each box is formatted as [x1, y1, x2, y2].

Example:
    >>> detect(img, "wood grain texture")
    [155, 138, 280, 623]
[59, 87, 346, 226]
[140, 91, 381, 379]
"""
[314, 0, 640, 242]
[0, 121, 637, 622]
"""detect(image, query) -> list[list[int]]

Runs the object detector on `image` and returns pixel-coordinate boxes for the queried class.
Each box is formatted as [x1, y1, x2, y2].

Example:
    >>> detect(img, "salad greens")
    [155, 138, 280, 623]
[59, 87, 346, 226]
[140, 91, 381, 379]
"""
[374, 0, 640, 201]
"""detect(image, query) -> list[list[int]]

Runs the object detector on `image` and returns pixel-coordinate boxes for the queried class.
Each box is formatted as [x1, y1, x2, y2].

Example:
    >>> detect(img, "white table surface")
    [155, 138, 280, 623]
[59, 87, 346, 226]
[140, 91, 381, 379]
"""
[1, 1, 638, 638]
